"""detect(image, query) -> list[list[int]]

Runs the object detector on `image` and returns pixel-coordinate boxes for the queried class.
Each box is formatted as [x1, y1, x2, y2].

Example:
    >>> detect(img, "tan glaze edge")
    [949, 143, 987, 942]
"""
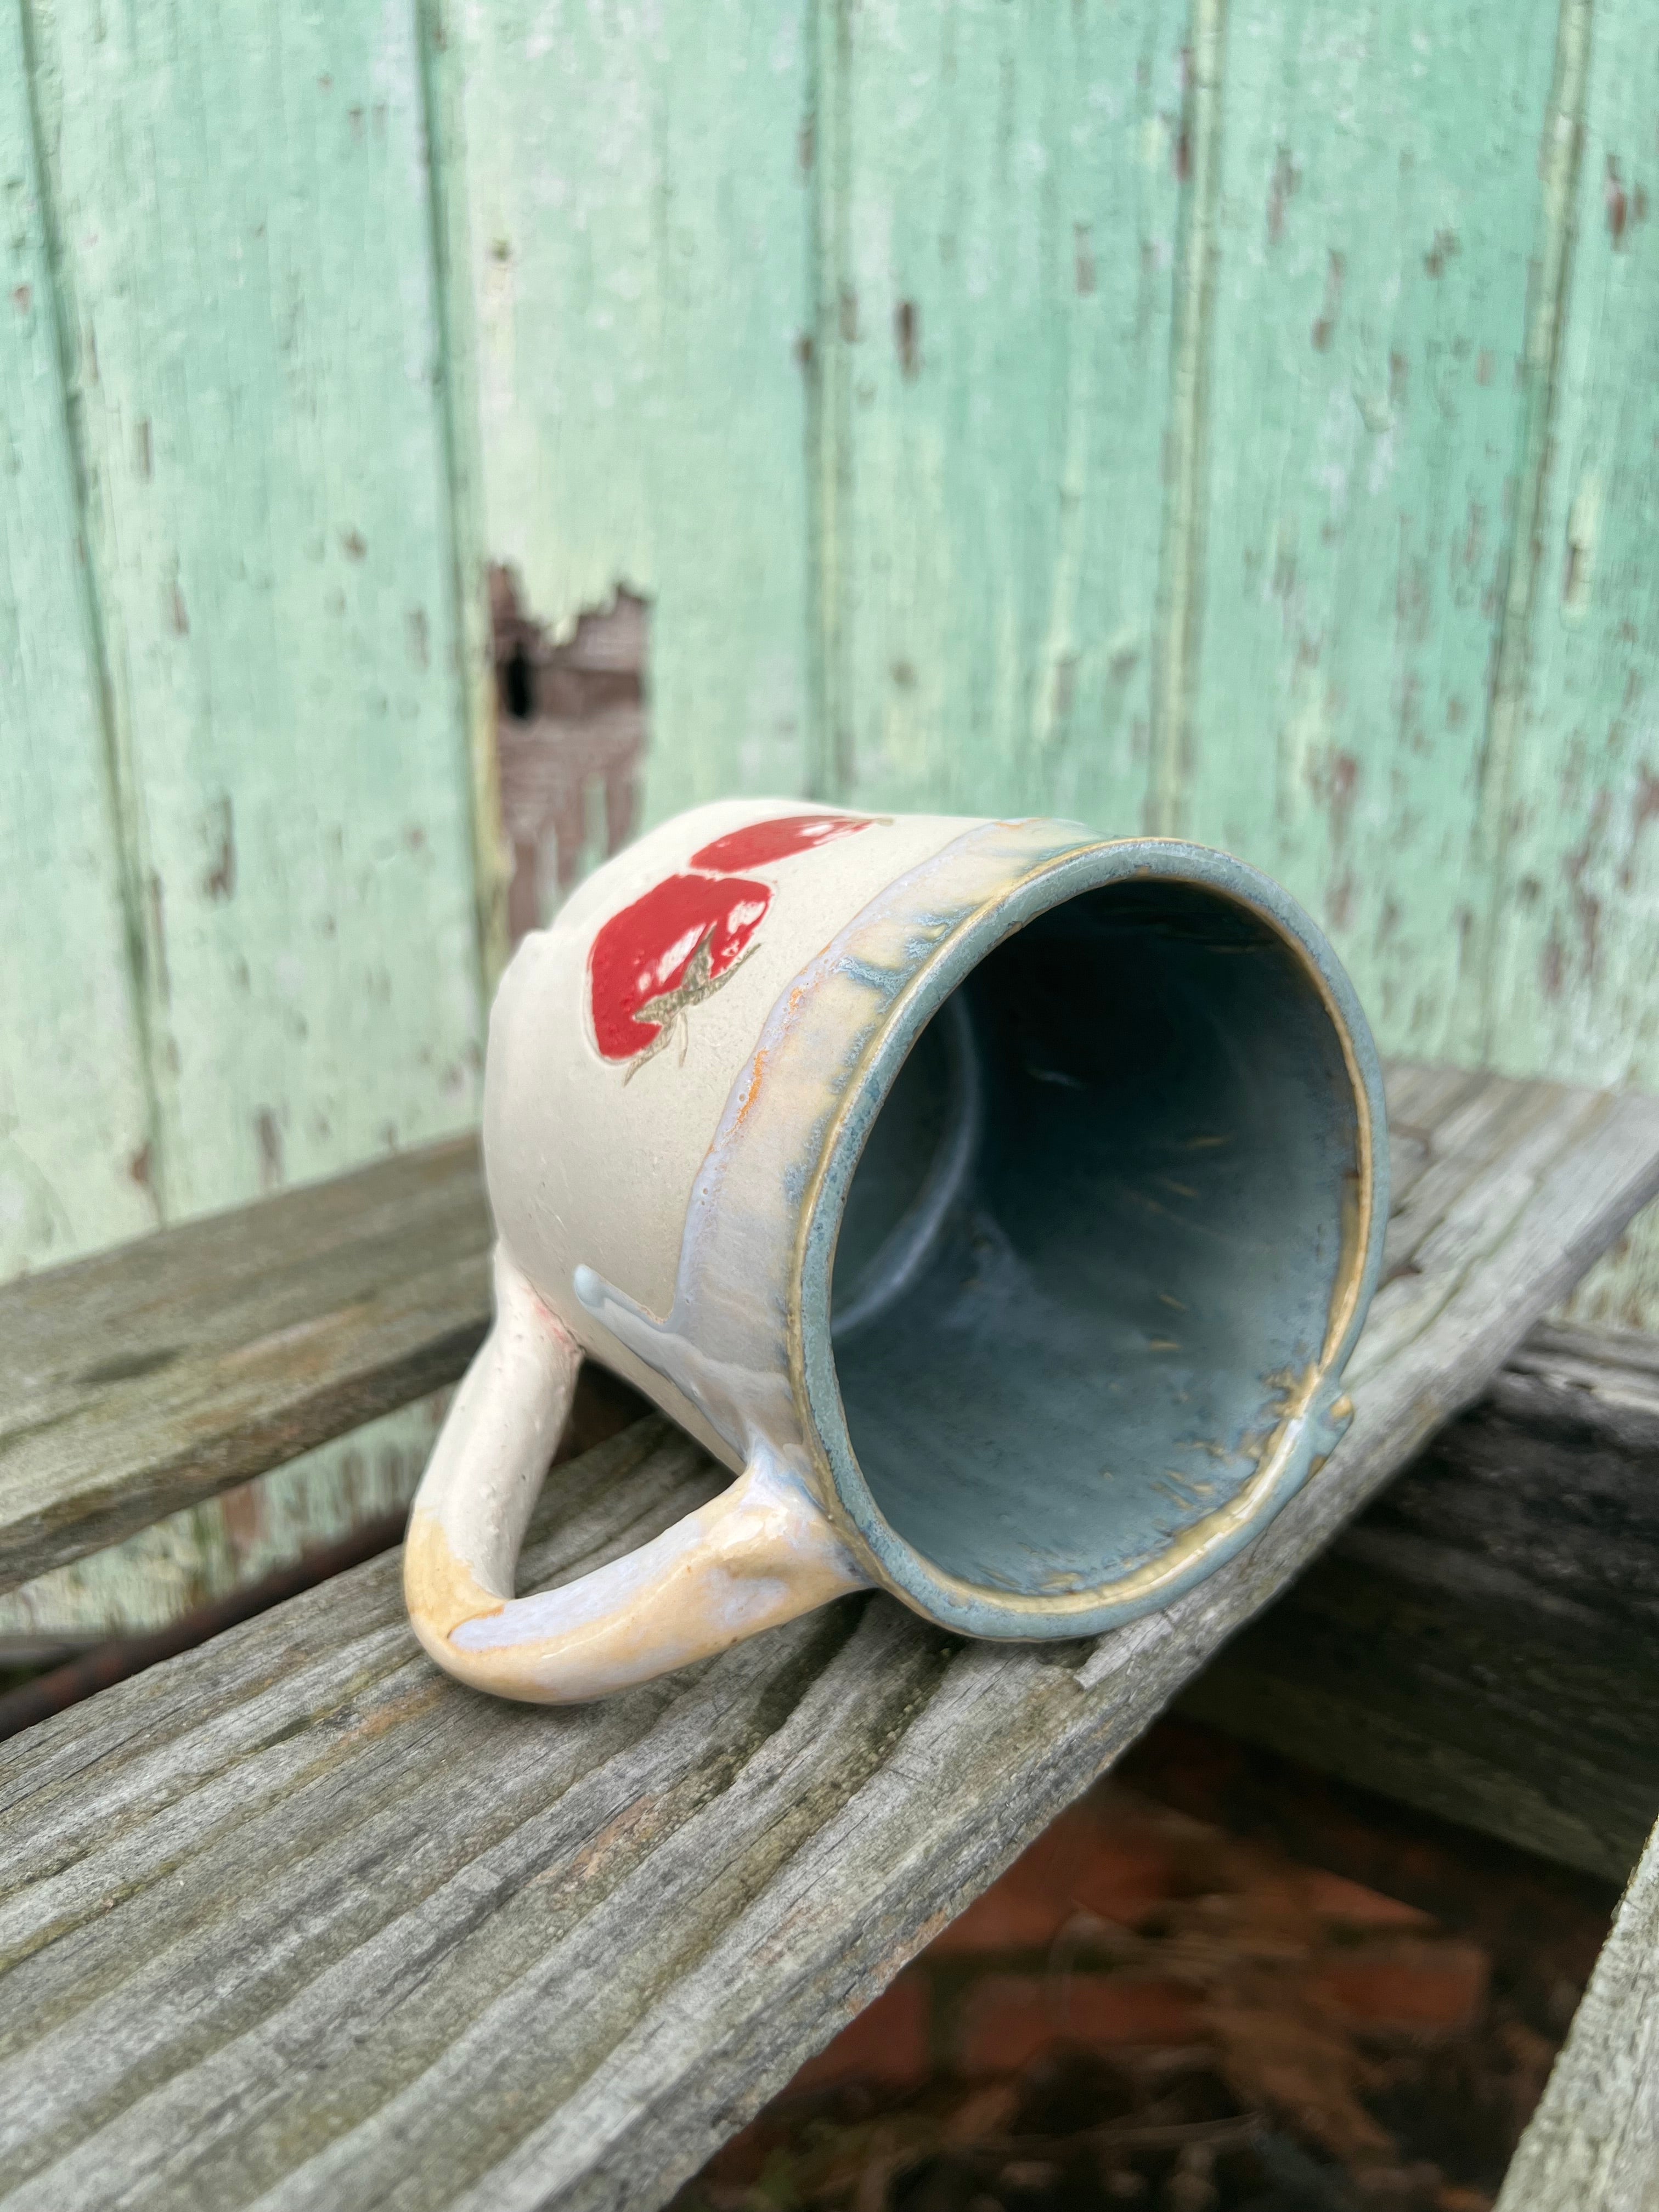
[788, 844, 1377, 1629]
[1306, 943, 1375, 1372]
[405, 1244, 868, 1704]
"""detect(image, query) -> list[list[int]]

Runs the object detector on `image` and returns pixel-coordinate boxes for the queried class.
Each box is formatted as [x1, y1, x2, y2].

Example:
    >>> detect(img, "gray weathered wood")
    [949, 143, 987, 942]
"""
[1496, 1810, 1659, 2211]
[1504, 1317, 1659, 1451]
[2, 1064, 1658, 2212]
[1182, 1317, 1659, 1883]
[0, 1138, 489, 1593]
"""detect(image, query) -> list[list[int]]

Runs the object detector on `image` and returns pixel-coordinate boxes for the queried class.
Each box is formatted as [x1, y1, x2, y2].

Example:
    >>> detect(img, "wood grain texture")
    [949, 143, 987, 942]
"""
[0, 1407, 443, 1644]
[1179, 0, 1561, 1054]
[457, 0, 814, 826]
[1183, 1319, 1659, 1883]
[1497, 1810, 1659, 2211]
[0, 1137, 488, 1596]
[417, 0, 514, 1000]
[824, 0, 1185, 827]
[1454, 0, 1593, 1060]
[1148, 0, 1225, 839]
[23, 0, 486, 1224]
[2, 0, 501, 1624]
[1482, 0, 1659, 1335]
[0, 6, 156, 1277]
[1, 1061, 1657, 2212]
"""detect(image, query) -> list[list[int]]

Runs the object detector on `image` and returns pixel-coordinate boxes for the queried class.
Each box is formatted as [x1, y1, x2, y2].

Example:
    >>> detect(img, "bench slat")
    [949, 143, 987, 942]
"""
[1, 1065, 1658, 2212]
[1496, 1810, 1659, 2211]
[0, 1138, 489, 1593]
[1181, 1318, 1659, 1882]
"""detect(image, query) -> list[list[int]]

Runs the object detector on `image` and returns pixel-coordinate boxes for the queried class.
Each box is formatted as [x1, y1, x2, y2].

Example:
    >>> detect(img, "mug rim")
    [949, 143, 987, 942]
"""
[789, 833, 1388, 1640]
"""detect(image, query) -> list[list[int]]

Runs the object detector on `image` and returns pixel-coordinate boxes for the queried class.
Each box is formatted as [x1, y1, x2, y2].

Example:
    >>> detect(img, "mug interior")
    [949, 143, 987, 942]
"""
[826, 874, 1364, 1606]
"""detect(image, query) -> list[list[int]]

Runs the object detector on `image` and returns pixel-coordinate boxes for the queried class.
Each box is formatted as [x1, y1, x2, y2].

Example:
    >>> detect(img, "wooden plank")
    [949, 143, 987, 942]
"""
[0, 7, 156, 1278]
[0, 1362, 644, 1733]
[25, 0, 486, 1221]
[1481, 0, 1659, 1340]
[2, 0, 497, 1631]
[455, 0, 814, 825]
[1, 1063, 1656, 2211]
[826, 0, 1184, 823]
[0, 1138, 488, 1596]
[1496, 1811, 1659, 2211]
[805, 0, 1659, 1358]
[1178, 0, 1561, 1058]
[417, 0, 512, 997]
[1480, 0, 1652, 1083]
[0, 1402, 445, 1647]
[1181, 1319, 1659, 1882]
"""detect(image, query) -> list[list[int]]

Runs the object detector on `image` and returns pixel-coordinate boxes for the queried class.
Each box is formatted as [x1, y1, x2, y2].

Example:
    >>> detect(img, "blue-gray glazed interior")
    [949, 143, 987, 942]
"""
[802, 842, 1385, 1638]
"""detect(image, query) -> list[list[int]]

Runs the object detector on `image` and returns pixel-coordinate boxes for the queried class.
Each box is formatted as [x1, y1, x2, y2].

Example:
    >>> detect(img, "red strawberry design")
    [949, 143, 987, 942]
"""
[688, 812, 877, 873]
[589, 811, 884, 1076]
[589, 872, 771, 1072]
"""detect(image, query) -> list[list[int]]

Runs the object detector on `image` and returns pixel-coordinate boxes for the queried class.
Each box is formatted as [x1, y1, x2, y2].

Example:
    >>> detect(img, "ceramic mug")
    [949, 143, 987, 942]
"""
[405, 803, 1387, 1702]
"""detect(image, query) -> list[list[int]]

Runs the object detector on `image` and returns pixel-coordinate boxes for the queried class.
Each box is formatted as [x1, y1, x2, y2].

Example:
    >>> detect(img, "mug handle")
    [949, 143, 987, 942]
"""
[404, 1244, 868, 1702]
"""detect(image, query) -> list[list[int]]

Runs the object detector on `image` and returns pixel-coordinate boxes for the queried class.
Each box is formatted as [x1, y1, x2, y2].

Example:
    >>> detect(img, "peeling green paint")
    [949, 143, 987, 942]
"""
[822, 0, 1187, 830]
[1489, 0, 1659, 1329]
[1149, 0, 1228, 839]
[454, 0, 816, 825]
[1182, 0, 1564, 1065]
[20, 0, 487, 1223]
[0, 3, 155, 1278]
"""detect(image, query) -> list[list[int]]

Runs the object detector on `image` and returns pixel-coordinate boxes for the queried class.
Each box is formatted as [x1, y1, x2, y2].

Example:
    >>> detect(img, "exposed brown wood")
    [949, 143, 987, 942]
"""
[490, 568, 647, 941]
[1181, 1319, 1659, 1883]
[0, 1136, 490, 1595]
[2, 1065, 1657, 2210]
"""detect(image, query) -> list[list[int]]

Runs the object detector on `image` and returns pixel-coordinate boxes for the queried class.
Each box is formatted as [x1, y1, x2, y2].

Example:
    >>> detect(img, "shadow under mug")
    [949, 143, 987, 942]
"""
[405, 805, 1388, 1701]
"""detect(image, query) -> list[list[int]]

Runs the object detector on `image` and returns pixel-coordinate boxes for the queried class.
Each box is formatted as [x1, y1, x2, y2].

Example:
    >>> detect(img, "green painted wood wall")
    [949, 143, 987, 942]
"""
[4, 0, 1657, 1628]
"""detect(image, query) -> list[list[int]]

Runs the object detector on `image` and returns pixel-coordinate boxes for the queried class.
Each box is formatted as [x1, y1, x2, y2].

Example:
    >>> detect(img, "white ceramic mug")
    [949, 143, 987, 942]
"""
[405, 803, 1387, 1702]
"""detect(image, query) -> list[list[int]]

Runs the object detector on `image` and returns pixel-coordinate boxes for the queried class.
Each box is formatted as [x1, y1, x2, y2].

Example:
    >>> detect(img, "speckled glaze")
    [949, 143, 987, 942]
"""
[405, 802, 1388, 1702]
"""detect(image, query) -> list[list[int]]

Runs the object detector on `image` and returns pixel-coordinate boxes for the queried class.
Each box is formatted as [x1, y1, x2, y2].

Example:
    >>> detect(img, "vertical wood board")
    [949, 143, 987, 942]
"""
[28, 0, 486, 1221]
[1474, 0, 1659, 1336]
[1180, 0, 1562, 1060]
[827, 0, 1186, 827]
[1489, 2, 1659, 1098]
[0, 3, 154, 1278]
[457, 0, 815, 828]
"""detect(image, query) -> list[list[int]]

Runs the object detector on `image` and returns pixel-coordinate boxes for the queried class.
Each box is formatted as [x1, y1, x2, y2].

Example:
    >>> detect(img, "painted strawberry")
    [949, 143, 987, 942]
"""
[589, 812, 885, 1076]
[589, 872, 772, 1074]
[688, 812, 878, 872]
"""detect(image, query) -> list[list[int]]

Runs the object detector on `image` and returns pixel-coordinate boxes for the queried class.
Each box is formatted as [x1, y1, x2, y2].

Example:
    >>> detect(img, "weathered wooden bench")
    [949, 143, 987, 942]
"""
[3, 1061, 1659, 2211]
[1188, 1317, 1659, 1885]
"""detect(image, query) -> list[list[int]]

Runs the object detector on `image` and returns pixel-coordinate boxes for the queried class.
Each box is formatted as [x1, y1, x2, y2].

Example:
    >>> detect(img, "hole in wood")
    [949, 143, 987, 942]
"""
[490, 564, 650, 941]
